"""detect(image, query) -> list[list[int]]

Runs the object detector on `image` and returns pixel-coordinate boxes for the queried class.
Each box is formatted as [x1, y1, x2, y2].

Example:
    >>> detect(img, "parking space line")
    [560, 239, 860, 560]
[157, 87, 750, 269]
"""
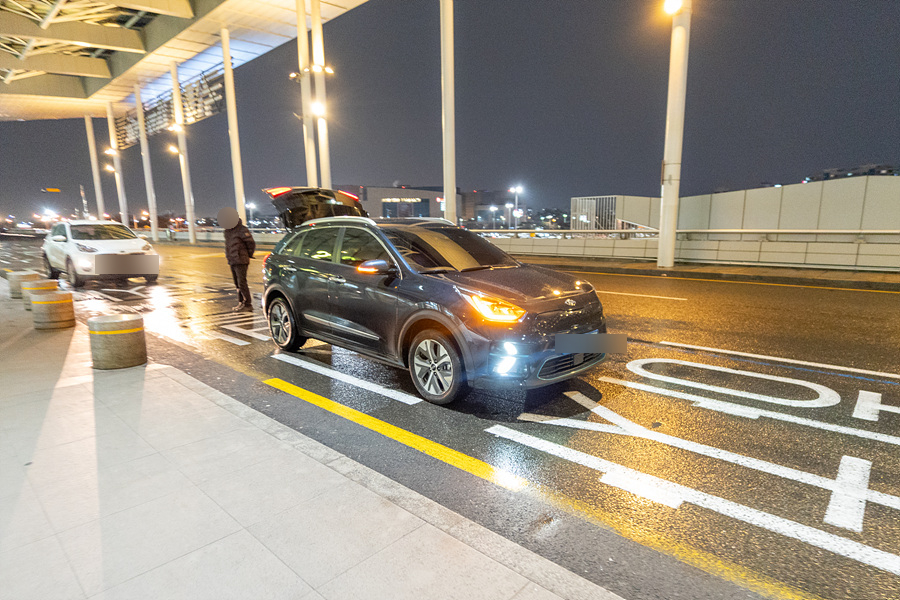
[221, 324, 270, 341]
[263, 377, 525, 490]
[598, 291, 687, 301]
[271, 353, 421, 405]
[658, 341, 900, 380]
[207, 331, 251, 346]
[487, 425, 900, 577]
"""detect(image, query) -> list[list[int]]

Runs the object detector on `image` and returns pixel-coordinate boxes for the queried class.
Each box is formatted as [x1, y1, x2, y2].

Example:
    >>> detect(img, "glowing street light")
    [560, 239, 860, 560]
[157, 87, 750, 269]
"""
[508, 185, 523, 228]
[246, 202, 256, 224]
[663, 0, 683, 14]
[311, 102, 326, 118]
[505, 202, 514, 229]
[104, 164, 115, 173]
[167, 145, 179, 154]
[489, 205, 498, 229]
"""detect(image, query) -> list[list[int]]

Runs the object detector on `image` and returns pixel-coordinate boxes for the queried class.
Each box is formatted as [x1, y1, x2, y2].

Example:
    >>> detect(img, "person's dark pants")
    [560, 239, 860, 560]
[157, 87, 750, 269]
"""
[230, 263, 252, 306]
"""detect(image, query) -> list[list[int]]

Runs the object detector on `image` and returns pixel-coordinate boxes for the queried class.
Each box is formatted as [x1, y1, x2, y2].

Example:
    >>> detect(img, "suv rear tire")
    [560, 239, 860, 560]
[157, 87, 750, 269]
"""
[408, 330, 468, 404]
[43, 253, 60, 280]
[66, 258, 85, 288]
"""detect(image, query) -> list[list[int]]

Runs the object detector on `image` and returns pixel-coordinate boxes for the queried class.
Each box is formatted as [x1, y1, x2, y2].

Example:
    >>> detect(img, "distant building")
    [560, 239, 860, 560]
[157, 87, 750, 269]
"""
[460, 189, 527, 228]
[333, 185, 461, 221]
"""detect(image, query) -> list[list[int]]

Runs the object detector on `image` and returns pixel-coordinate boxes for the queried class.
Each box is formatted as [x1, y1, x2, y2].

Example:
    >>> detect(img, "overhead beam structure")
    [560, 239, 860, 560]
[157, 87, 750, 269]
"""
[0, 12, 145, 54]
[0, 52, 110, 78]
[105, 0, 193, 19]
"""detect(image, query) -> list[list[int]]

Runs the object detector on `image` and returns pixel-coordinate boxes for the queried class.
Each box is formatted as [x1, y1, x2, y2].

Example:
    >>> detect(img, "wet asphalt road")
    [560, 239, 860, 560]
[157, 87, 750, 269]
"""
[3, 238, 900, 600]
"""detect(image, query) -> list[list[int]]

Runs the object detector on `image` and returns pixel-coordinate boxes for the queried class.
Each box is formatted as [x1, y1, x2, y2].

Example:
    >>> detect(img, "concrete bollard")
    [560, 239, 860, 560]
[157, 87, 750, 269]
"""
[87, 314, 147, 370]
[8, 271, 41, 299]
[32, 291, 75, 330]
[22, 279, 60, 311]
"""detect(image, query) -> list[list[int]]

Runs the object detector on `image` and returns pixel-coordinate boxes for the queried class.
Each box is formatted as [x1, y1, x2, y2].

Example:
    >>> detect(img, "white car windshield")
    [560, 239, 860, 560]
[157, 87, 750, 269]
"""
[70, 224, 136, 240]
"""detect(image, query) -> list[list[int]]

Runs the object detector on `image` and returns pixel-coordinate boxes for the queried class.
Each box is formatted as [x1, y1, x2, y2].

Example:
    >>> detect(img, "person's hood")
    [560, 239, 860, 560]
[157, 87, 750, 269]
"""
[226, 218, 244, 231]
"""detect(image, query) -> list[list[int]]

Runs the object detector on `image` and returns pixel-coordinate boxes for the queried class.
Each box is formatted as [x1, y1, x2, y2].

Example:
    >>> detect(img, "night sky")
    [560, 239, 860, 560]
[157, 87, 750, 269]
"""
[1, 0, 898, 219]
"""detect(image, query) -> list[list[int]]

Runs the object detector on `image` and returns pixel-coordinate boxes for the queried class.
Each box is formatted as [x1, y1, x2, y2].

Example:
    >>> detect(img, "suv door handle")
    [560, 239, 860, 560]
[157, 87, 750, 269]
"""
[282, 266, 297, 273]
[330, 275, 346, 284]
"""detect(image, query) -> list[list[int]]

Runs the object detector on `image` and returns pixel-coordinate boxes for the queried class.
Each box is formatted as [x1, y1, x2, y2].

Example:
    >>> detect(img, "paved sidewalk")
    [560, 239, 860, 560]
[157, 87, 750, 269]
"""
[0, 277, 621, 600]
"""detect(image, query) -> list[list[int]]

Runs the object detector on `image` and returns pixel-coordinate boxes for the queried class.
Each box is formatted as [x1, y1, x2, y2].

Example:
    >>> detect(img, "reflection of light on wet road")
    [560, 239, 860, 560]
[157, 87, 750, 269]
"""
[140, 285, 204, 347]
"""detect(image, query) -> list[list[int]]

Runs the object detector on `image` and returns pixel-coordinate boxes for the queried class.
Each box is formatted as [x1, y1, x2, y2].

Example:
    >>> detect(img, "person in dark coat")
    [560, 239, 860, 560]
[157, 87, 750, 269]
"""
[218, 207, 256, 312]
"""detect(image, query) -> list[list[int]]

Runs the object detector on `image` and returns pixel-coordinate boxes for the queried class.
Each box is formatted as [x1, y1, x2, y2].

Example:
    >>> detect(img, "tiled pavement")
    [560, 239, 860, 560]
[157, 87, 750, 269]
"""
[0, 277, 620, 600]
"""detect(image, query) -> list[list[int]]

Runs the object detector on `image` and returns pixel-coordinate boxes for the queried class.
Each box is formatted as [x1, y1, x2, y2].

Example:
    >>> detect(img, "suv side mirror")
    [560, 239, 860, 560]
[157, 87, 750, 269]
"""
[357, 259, 396, 275]
[137, 234, 148, 240]
[52, 235, 67, 242]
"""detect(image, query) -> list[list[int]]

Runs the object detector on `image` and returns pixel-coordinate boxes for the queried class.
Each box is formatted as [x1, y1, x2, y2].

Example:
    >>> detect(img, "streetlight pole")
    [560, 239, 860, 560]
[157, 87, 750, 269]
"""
[246, 202, 255, 225]
[509, 185, 522, 228]
[489, 205, 497, 229]
[658, 0, 692, 269]
[505, 203, 513, 229]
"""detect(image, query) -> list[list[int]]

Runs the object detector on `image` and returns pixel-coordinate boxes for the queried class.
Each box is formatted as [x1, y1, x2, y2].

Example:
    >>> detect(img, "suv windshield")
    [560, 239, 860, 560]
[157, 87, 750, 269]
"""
[383, 226, 518, 272]
[70, 224, 136, 240]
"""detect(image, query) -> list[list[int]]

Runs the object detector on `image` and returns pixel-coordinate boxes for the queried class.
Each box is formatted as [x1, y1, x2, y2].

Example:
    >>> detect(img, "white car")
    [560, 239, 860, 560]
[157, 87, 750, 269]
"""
[42, 220, 159, 287]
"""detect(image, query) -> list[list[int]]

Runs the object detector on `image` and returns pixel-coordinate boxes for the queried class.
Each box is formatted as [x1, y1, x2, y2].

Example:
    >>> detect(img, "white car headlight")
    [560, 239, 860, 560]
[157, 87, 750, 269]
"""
[75, 243, 98, 253]
[142, 244, 152, 252]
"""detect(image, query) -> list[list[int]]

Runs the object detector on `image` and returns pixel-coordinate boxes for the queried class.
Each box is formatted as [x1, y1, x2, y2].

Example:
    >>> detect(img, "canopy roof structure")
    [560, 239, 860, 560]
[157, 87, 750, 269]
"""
[0, 0, 366, 120]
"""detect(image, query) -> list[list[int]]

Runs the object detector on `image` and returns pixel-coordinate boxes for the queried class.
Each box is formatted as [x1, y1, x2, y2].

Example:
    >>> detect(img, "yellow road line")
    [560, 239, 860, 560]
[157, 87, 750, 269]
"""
[88, 327, 144, 335]
[31, 299, 72, 305]
[567, 270, 900, 294]
[264, 378, 527, 491]
[264, 376, 822, 600]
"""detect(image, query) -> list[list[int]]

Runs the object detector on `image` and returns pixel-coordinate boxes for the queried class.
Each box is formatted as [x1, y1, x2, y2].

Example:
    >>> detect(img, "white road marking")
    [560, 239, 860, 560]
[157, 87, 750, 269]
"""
[598, 291, 687, 301]
[221, 324, 270, 341]
[528, 392, 900, 527]
[600, 471, 685, 508]
[658, 341, 900, 380]
[206, 331, 251, 346]
[599, 377, 900, 447]
[626, 358, 841, 408]
[853, 390, 900, 422]
[825, 456, 872, 533]
[486, 424, 900, 576]
[271, 353, 421, 405]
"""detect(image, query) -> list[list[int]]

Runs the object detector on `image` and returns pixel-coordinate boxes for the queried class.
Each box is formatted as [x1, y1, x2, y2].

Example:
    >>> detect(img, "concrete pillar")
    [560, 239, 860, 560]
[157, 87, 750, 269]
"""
[105, 103, 129, 226]
[84, 116, 105, 219]
[310, 0, 331, 189]
[32, 291, 75, 330]
[134, 85, 159, 242]
[657, 0, 692, 269]
[296, 0, 318, 187]
[440, 0, 457, 224]
[170, 61, 197, 244]
[221, 29, 248, 223]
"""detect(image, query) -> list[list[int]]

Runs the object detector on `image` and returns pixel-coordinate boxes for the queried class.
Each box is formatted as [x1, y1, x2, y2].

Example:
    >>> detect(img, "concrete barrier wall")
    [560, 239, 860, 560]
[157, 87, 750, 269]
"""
[488, 237, 900, 270]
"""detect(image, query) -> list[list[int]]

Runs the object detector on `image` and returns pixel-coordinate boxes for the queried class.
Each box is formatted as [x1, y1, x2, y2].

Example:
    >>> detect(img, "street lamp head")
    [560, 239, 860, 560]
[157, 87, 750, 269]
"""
[167, 145, 179, 154]
[167, 123, 183, 133]
[663, 0, 683, 14]
[311, 102, 326, 117]
[246, 202, 256, 209]
[489, 205, 497, 212]
[104, 164, 115, 172]
[505, 203, 513, 209]
[103, 148, 117, 156]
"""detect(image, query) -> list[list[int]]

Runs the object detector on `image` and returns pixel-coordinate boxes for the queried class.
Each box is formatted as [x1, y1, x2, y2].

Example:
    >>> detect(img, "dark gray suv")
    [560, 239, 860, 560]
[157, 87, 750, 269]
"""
[262, 216, 607, 404]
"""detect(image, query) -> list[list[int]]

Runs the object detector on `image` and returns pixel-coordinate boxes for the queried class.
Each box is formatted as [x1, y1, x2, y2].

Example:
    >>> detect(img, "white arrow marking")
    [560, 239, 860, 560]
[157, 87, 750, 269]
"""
[525, 392, 899, 529]
[599, 377, 900, 447]
[486, 425, 900, 576]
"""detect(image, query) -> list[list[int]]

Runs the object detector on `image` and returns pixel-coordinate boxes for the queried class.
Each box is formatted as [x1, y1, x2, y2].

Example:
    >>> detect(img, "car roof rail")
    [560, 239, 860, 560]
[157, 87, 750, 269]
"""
[304, 216, 378, 227]
[407, 218, 456, 226]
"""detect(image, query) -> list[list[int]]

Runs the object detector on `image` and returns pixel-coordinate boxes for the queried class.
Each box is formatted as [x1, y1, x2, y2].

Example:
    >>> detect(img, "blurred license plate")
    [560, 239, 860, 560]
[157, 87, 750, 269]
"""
[95, 254, 159, 275]
[554, 332, 627, 354]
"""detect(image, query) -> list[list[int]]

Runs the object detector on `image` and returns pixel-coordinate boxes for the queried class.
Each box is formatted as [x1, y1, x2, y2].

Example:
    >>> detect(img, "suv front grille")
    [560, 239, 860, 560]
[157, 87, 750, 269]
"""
[534, 301, 602, 334]
[538, 352, 603, 379]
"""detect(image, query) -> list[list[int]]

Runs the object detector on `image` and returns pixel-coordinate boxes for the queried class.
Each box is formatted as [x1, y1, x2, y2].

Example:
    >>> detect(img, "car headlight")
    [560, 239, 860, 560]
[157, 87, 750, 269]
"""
[142, 244, 152, 252]
[462, 293, 526, 323]
[75, 243, 98, 253]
